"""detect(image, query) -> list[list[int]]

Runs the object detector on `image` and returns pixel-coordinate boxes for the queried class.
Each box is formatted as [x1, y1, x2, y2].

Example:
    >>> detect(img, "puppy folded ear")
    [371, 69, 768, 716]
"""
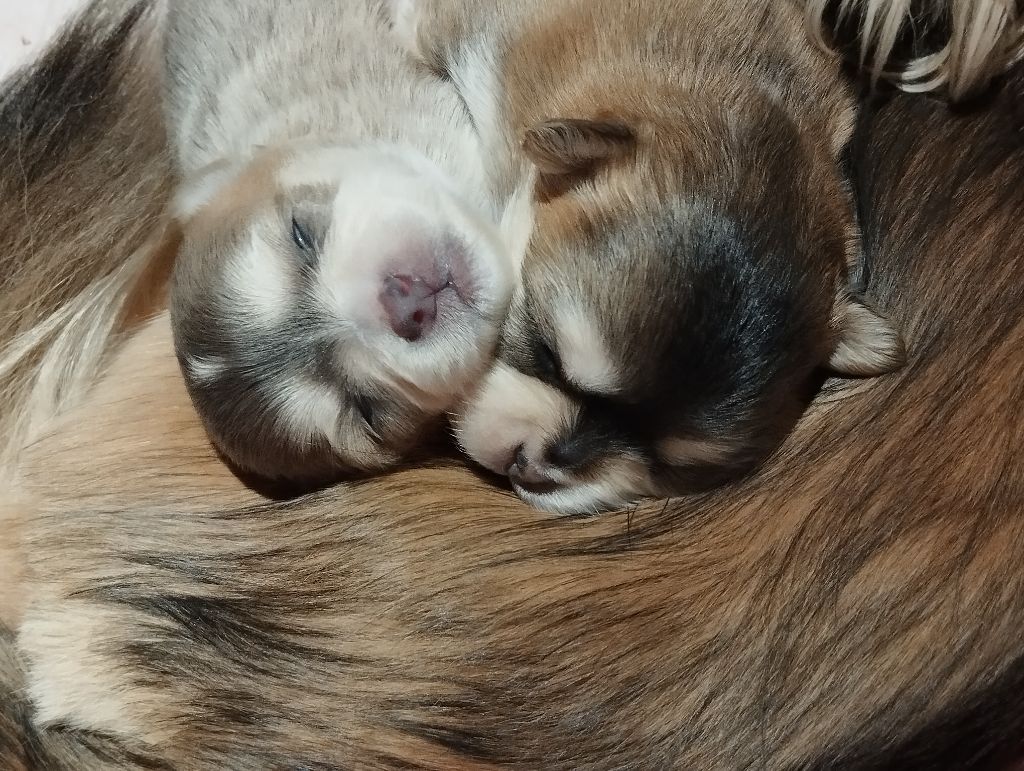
[829, 297, 906, 376]
[522, 118, 635, 201]
[171, 159, 247, 222]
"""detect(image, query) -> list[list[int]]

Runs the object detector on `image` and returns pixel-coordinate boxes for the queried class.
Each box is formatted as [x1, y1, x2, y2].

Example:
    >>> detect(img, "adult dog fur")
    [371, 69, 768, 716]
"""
[0, 1, 172, 632]
[9, 65, 1024, 771]
[808, 0, 1023, 100]
[4, 1, 1024, 769]
[0, 1, 170, 468]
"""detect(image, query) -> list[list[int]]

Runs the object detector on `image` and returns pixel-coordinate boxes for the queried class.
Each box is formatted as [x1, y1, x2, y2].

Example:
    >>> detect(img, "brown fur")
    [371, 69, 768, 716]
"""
[3, 0, 1024, 767]
[0, 0, 170, 452]
[0, 0, 172, 634]
[9, 65, 1024, 768]
[416, 0, 905, 511]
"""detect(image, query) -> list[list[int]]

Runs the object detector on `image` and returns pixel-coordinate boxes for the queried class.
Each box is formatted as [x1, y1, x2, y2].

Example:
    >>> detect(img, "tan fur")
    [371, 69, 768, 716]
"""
[3, 1, 1024, 767]
[0, 1, 171, 633]
[0, 498, 28, 630]
[0, 1, 170, 471]
[10, 65, 1024, 766]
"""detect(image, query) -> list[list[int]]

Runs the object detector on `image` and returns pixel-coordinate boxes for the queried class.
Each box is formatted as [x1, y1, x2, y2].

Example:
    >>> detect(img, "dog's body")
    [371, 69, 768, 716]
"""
[0, 1, 170, 469]
[162, 0, 529, 484]
[3, 1, 1024, 768]
[0, 1, 174, 630]
[8, 64, 1024, 771]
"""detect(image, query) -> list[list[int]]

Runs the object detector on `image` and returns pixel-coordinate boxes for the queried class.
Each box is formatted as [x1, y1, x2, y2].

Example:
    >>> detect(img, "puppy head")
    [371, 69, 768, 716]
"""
[456, 103, 904, 515]
[170, 143, 513, 484]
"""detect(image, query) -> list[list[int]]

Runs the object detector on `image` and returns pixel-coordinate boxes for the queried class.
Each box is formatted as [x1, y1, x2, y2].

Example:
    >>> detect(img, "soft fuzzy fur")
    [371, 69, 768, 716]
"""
[3, 1, 1024, 768]
[403, 0, 907, 514]
[7, 66, 1024, 771]
[162, 0, 528, 485]
[808, 0, 1024, 100]
[0, 0, 172, 629]
[0, 1, 169, 470]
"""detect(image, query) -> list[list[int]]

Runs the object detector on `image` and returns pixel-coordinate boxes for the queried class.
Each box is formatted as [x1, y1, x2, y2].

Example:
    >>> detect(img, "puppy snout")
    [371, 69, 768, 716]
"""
[508, 444, 558, 493]
[380, 274, 438, 342]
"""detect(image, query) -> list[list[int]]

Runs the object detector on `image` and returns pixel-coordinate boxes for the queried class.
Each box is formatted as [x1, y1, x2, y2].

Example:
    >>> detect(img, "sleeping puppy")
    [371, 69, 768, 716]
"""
[165, 0, 529, 485]
[399, 0, 906, 514]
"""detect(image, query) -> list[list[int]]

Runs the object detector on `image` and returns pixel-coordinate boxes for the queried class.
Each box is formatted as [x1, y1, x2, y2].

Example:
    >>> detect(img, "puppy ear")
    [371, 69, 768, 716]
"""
[829, 297, 906, 376]
[171, 159, 246, 222]
[522, 118, 635, 201]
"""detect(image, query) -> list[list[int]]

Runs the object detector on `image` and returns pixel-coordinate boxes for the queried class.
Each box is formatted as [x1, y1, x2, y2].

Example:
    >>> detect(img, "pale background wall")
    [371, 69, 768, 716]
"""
[0, 0, 86, 79]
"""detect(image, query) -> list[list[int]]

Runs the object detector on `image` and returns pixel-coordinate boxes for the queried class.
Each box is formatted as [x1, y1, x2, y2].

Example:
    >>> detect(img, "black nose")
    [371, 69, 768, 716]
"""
[514, 445, 530, 474]
[508, 444, 558, 494]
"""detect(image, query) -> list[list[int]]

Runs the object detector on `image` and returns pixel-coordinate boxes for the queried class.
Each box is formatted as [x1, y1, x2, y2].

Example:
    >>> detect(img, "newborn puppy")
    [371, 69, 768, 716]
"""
[402, 0, 905, 514]
[164, 0, 527, 484]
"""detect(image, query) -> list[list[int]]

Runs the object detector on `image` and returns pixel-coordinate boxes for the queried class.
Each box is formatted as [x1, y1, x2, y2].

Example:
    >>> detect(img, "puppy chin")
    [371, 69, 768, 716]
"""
[455, 363, 656, 515]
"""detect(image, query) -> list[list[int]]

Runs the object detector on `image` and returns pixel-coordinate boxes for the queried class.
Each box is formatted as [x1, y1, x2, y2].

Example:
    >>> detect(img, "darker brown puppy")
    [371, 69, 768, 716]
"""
[415, 0, 907, 513]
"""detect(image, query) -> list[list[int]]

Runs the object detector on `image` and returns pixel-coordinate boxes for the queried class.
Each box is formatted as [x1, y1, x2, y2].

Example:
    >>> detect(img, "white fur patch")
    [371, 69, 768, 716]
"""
[225, 229, 292, 326]
[455, 362, 578, 475]
[20, 601, 151, 738]
[272, 377, 343, 446]
[185, 355, 227, 383]
[830, 299, 905, 377]
[172, 160, 243, 221]
[271, 377, 390, 464]
[498, 177, 536, 278]
[449, 40, 505, 167]
[832, 103, 859, 154]
[386, 0, 422, 58]
[553, 304, 620, 395]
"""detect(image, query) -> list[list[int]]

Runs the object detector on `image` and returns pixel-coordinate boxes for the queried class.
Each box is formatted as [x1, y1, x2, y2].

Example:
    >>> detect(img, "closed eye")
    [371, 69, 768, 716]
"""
[291, 216, 316, 256]
[534, 339, 563, 382]
[353, 395, 376, 432]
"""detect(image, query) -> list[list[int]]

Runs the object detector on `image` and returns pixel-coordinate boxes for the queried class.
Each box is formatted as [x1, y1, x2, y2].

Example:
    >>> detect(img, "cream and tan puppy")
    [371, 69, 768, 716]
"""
[165, 0, 530, 485]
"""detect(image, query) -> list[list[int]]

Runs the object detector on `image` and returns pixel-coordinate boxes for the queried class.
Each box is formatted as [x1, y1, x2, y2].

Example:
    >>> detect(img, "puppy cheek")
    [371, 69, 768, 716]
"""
[595, 454, 657, 499]
[453, 362, 577, 475]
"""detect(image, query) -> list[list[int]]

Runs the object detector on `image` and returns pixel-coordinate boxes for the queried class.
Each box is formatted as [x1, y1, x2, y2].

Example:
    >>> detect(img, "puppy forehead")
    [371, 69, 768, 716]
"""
[277, 147, 368, 188]
[277, 145, 439, 194]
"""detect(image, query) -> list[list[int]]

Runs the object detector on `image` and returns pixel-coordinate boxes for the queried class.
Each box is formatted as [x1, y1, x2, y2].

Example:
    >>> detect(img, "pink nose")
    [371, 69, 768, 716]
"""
[380, 275, 438, 342]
